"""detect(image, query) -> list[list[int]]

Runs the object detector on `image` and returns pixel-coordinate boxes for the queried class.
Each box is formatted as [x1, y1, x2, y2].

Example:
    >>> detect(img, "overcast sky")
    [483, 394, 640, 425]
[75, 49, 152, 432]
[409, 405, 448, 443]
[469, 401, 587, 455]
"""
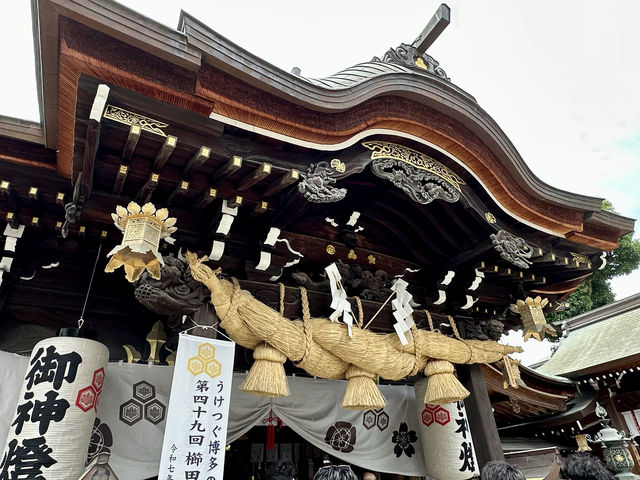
[2, 1, 639, 363]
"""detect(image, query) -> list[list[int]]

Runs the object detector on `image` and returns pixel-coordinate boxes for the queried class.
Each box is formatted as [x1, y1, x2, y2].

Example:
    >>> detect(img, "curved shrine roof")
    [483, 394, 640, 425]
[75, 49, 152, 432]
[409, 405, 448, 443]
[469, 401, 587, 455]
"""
[28, 0, 635, 248]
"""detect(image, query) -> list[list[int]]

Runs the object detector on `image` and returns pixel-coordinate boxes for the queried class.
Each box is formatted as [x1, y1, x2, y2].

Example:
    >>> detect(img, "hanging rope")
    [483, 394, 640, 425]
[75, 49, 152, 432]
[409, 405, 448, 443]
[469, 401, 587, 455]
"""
[78, 240, 103, 329]
[278, 283, 285, 316]
[354, 296, 364, 328]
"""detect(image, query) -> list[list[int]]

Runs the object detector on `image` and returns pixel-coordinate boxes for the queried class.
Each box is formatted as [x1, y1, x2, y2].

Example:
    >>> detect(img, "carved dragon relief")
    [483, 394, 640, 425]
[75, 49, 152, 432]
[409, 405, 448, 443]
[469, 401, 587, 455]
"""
[454, 318, 504, 341]
[363, 141, 465, 204]
[291, 260, 393, 302]
[490, 230, 533, 269]
[298, 161, 347, 203]
[134, 255, 209, 320]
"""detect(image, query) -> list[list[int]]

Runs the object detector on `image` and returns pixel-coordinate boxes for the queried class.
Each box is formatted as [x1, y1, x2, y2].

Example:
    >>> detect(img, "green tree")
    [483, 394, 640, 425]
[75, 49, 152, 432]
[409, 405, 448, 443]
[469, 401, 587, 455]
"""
[549, 201, 640, 322]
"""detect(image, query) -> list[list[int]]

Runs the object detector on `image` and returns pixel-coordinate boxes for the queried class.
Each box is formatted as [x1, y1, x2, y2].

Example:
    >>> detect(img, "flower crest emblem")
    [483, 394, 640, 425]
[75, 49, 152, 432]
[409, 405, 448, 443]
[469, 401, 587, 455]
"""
[324, 421, 357, 453]
[392, 422, 417, 457]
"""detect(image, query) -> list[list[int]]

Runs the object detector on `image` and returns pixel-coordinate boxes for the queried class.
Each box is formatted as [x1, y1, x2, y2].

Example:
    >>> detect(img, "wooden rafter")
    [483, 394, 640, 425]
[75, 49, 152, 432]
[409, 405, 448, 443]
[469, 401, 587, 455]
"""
[80, 84, 109, 199]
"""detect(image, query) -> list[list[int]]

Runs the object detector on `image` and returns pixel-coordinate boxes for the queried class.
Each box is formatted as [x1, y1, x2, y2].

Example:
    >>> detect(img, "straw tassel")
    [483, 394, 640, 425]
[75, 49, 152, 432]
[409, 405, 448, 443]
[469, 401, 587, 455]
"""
[341, 364, 386, 410]
[423, 360, 470, 405]
[240, 343, 290, 397]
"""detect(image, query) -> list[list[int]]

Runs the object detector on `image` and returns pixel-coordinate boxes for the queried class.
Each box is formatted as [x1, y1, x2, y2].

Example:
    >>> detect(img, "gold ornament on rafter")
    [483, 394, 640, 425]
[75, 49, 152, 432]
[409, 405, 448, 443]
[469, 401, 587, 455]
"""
[484, 212, 497, 224]
[570, 252, 590, 264]
[510, 296, 557, 341]
[330, 158, 346, 173]
[347, 249, 357, 260]
[368, 255, 376, 265]
[105, 201, 177, 282]
[326, 244, 336, 255]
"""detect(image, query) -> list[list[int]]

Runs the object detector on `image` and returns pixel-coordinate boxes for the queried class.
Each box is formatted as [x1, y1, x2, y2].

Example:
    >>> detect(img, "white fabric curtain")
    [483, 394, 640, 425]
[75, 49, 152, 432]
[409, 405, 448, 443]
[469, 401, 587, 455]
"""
[235, 375, 427, 477]
[0, 350, 427, 479]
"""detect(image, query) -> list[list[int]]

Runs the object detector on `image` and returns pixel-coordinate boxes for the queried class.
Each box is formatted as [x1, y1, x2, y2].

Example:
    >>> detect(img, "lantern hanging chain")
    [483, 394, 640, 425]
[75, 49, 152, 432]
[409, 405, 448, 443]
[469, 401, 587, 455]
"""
[78, 240, 103, 329]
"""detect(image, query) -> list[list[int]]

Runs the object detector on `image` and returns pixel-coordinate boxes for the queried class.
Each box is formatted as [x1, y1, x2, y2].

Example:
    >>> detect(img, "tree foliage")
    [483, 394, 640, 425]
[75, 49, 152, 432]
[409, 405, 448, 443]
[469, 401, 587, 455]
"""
[548, 201, 640, 322]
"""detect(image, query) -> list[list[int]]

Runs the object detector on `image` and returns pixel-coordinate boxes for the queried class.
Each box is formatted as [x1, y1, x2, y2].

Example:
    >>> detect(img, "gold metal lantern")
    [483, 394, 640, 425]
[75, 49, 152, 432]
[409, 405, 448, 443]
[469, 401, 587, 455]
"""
[510, 296, 557, 341]
[500, 355, 526, 389]
[105, 202, 177, 282]
[575, 434, 592, 452]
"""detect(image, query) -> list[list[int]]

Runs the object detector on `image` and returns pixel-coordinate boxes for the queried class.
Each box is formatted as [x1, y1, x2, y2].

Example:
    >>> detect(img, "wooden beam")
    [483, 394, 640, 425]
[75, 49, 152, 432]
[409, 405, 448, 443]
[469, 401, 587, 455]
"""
[458, 364, 505, 468]
[237, 162, 271, 191]
[251, 201, 268, 216]
[136, 173, 159, 204]
[263, 169, 299, 197]
[28, 186, 39, 201]
[81, 84, 109, 198]
[477, 262, 500, 274]
[532, 253, 556, 265]
[0, 180, 16, 211]
[194, 187, 217, 211]
[112, 164, 129, 196]
[121, 123, 141, 162]
[56, 192, 65, 209]
[5, 212, 18, 229]
[119, 124, 142, 162]
[227, 195, 243, 209]
[411, 3, 451, 54]
[213, 155, 242, 182]
[152, 135, 177, 171]
[167, 180, 189, 205]
[183, 145, 211, 178]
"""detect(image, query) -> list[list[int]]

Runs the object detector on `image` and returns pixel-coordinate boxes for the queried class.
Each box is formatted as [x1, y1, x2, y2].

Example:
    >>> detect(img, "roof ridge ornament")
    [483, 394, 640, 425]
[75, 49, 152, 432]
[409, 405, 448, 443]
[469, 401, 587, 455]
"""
[373, 44, 450, 81]
[372, 4, 451, 81]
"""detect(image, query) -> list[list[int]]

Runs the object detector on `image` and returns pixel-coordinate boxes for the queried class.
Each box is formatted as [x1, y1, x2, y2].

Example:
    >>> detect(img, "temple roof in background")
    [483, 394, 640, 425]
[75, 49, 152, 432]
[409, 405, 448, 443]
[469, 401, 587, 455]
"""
[537, 293, 640, 377]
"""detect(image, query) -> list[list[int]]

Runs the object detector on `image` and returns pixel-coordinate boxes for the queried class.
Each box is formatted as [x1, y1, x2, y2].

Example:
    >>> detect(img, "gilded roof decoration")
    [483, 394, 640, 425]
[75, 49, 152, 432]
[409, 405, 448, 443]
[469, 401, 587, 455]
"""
[362, 141, 465, 192]
[103, 105, 169, 137]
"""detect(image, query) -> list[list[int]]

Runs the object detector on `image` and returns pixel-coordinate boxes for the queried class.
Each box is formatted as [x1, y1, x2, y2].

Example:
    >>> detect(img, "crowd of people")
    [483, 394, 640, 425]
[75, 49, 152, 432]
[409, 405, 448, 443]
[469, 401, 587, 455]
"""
[264, 451, 616, 480]
[477, 454, 615, 480]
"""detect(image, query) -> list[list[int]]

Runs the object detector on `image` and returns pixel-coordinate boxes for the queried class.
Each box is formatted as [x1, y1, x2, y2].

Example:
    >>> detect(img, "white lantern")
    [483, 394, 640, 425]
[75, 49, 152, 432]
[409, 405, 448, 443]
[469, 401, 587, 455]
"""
[0, 336, 109, 479]
[414, 379, 479, 480]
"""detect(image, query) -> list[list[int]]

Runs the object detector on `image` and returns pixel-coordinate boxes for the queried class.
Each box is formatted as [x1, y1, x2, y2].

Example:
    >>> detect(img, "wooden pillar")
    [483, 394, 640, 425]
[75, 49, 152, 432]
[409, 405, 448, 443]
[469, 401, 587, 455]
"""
[457, 364, 504, 469]
[602, 394, 640, 475]
[191, 303, 219, 339]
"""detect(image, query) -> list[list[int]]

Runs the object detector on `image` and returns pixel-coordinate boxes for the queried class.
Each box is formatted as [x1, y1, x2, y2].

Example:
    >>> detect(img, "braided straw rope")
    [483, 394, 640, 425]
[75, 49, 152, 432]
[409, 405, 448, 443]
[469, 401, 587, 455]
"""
[186, 253, 521, 386]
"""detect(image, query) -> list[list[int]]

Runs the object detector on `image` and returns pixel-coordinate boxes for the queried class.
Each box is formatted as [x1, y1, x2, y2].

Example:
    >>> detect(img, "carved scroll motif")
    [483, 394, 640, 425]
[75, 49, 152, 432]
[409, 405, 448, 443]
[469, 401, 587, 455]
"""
[298, 161, 347, 203]
[373, 43, 450, 81]
[490, 230, 533, 269]
[370, 158, 462, 204]
[103, 105, 168, 137]
[364, 141, 465, 205]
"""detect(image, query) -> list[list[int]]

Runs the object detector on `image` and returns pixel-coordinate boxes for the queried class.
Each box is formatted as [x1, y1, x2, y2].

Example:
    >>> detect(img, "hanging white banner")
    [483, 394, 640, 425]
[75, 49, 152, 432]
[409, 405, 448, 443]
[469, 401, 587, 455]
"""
[158, 334, 235, 480]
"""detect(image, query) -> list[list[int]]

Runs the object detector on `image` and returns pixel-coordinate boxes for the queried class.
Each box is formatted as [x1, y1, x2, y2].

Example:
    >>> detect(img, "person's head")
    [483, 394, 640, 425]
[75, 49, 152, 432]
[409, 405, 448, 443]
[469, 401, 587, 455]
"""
[266, 460, 296, 480]
[362, 472, 377, 480]
[480, 461, 526, 480]
[313, 465, 358, 480]
[561, 453, 614, 480]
